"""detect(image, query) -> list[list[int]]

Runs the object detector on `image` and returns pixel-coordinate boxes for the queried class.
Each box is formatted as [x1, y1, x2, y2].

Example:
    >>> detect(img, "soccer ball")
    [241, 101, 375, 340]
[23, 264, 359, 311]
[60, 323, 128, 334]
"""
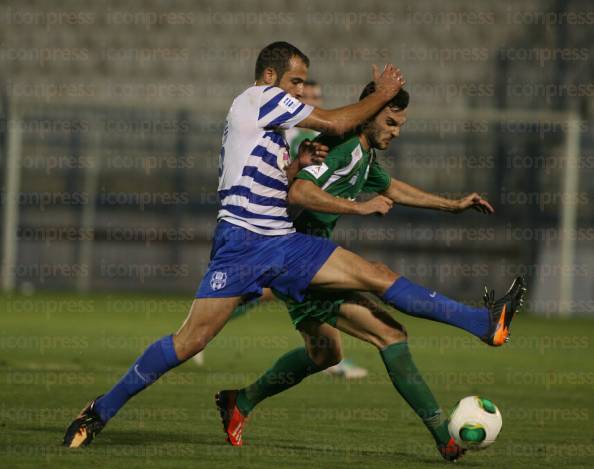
[448, 396, 502, 450]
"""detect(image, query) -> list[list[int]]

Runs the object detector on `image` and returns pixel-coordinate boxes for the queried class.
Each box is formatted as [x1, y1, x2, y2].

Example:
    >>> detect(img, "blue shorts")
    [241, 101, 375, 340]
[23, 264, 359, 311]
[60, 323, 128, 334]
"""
[196, 221, 338, 302]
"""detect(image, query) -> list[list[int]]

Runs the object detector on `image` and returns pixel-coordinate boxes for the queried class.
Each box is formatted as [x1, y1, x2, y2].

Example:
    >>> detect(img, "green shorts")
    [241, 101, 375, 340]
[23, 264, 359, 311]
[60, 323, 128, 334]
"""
[273, 289, 350, 329]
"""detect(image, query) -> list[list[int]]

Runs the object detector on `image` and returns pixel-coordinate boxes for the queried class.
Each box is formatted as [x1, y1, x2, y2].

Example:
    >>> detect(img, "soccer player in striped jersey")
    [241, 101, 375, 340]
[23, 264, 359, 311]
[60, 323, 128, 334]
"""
[64, 42, 524, 462]
[195, 79, 370, 379]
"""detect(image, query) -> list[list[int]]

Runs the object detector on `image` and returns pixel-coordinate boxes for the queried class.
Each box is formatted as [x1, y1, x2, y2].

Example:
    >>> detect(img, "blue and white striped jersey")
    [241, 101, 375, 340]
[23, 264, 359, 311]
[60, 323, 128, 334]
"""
[217, 85, 314, 235]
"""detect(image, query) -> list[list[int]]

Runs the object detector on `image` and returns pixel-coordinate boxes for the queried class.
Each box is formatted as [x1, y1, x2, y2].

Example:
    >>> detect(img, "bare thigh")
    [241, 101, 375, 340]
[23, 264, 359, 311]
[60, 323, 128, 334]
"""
[335, 293, 407, 350]
[173, 296, 242, 361]
[309, 247, 399, 294]
[297, 319, 343, 369]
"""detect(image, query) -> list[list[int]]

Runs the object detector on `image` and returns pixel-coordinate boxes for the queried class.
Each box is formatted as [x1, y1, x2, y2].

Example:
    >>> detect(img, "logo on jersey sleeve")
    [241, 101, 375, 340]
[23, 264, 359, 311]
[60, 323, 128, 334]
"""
[210, 271, 227, 291]
[303, 163, 329, 179]
[279, 95, 300, 113]
[277, 149, 291, 170]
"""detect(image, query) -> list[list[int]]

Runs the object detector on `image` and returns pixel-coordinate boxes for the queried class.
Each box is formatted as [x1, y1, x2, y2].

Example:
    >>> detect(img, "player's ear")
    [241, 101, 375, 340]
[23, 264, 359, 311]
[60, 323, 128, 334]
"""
[261, 67, 278, 85]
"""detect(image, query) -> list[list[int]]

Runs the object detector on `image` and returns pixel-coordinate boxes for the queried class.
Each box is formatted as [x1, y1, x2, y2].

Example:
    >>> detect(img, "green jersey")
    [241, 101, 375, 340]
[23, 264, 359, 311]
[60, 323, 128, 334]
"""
[287, 128, 319, 160]
[293, 134, 392, 238]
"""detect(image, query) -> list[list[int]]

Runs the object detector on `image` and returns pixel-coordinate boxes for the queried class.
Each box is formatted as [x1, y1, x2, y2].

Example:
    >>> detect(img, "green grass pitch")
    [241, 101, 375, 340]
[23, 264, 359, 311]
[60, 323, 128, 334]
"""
[1, 293, 592, 468]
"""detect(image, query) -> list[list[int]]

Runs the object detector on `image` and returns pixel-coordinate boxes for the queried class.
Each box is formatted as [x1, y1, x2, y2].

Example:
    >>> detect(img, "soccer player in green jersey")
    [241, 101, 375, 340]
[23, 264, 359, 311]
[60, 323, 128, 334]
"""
[216, 82, 512, 461]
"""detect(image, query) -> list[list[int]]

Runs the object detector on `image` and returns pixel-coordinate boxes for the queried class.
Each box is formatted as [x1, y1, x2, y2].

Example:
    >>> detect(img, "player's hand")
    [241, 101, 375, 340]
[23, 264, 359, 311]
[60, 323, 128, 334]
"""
[297, 139, 329, 168]
[357, 195, 394, 216]
[453, 192, 495, 215]
[372, 64, 406, 98]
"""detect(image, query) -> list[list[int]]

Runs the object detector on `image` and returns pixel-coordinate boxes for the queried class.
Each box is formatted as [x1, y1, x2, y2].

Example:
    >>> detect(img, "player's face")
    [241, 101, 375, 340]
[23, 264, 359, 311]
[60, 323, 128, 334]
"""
[277, 56, 309, 99]
[367, 107, 407, 150]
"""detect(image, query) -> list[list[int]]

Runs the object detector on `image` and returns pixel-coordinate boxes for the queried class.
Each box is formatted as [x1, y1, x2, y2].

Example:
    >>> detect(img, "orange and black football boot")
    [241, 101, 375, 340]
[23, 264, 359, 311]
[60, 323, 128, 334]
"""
[482, 276, 526, 346]
[215, 390, 247, 446]
[63, 396, 105, 448]
[438, 436, 466, 462]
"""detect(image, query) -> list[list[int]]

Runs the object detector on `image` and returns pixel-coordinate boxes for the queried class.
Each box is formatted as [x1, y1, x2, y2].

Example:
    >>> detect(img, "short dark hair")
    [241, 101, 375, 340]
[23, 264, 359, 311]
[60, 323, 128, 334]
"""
[359, 81, 409, 110]
[254, 42, 310, 81]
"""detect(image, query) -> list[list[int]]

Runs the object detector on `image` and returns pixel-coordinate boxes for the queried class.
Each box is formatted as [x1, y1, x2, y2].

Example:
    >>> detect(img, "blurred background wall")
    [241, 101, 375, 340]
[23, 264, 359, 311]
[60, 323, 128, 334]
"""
[0, 0, 592, 314]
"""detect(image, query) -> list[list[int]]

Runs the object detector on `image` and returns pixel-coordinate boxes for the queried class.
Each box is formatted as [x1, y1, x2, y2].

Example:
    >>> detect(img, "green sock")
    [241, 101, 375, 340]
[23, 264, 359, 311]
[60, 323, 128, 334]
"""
[236, 347, 322, 415]
[380, 342, 451, 446]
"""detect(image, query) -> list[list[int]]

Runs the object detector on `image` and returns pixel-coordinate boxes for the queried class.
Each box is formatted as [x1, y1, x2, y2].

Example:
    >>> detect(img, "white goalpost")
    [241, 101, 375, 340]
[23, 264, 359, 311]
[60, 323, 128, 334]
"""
[1, 101, 23, 292]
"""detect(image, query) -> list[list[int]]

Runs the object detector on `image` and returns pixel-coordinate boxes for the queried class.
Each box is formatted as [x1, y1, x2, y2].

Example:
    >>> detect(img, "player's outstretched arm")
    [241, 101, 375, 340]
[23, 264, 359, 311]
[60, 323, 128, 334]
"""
[297, 64, 405, 136]
[288, 179, 393, 216]
[383, 178, 495, 214]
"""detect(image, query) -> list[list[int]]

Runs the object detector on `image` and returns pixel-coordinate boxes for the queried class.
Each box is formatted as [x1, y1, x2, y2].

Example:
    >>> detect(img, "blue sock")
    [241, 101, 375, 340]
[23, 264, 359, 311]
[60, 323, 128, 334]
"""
[382, 277, 489, 338]
[94, 335, 182, 423]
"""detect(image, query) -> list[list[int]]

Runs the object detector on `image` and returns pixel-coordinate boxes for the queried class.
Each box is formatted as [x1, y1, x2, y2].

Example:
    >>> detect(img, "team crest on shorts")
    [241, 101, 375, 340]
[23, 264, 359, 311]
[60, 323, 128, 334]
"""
[210, 271, 227, 291]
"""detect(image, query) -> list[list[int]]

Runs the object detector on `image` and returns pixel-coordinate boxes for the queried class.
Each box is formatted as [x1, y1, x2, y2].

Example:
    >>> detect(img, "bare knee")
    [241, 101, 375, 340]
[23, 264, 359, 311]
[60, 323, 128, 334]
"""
[373, 324, 408, 350]
[369, 261, 393, 276]
[173, 297, 240, 361]
[173, 329, 210, 361]
[305, 337, 343, 369]
[364, 261, 400, 293]
[309, 348, 342, 369]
